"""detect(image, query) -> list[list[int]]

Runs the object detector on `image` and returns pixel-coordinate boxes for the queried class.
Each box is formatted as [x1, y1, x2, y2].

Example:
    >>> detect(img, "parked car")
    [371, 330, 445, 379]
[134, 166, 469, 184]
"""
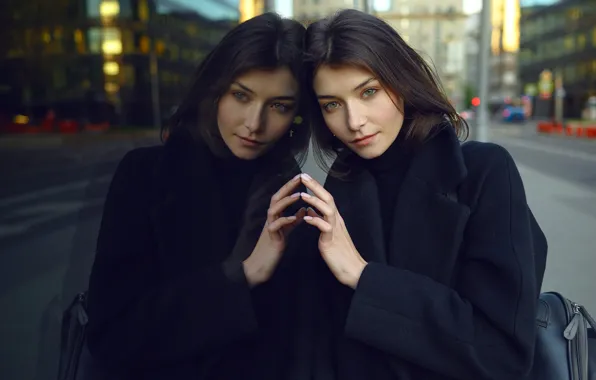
[501, 106, 526, 123]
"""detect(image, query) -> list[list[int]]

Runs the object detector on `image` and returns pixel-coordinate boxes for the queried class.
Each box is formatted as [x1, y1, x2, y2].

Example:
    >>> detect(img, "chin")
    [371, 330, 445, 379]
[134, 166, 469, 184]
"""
[229, 148, 262, 160]
[349, 146, 386, 160]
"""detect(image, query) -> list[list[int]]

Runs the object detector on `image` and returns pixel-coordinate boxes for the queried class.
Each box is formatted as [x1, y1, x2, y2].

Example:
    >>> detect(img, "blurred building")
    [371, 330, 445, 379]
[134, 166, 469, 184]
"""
[293, 0, 369, 22]
[489, 0, 521, 106]
[292, 0, 467, 109]
[240, 0, 275, 22]
[377, 1, 468, 110]
[0, 0, 240, 128]
[519, 0, 596, 118]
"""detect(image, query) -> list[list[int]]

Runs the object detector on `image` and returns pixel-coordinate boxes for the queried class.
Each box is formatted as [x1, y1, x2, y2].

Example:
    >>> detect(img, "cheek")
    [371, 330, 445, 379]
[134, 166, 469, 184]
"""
[266, 112, 293, 138]
[375, 97, 404, 125]
[322, 113, 346, 139]
[217, 97, 241, 132]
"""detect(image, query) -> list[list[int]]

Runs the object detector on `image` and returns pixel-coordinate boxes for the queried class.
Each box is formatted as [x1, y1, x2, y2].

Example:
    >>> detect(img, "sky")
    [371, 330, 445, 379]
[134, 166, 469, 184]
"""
[275, 0, 483, 16]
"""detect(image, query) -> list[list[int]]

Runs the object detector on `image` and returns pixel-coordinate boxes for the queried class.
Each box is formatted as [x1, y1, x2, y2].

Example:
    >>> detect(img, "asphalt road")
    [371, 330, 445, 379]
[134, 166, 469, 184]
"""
[0, 124, 595, 380]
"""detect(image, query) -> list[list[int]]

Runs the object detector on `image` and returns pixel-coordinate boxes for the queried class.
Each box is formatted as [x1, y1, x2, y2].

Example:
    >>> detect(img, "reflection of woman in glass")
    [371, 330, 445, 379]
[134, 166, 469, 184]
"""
[299, 9, 546, 379]
[86, 13, 311, 378]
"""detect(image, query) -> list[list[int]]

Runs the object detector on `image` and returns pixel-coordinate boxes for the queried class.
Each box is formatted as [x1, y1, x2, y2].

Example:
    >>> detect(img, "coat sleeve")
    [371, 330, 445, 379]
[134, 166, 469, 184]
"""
[344, 146, 538, 380]
[86, 149, 258, 368]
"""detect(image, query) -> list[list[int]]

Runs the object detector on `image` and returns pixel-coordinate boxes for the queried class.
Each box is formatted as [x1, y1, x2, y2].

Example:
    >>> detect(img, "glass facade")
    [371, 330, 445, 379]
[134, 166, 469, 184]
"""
[0, 0, 240, 127]
[519, 0, 596, 118]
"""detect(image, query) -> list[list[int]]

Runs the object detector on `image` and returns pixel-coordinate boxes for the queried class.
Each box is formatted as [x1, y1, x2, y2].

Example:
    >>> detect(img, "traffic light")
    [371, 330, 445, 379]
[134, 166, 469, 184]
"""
[471, 97, 480, 107]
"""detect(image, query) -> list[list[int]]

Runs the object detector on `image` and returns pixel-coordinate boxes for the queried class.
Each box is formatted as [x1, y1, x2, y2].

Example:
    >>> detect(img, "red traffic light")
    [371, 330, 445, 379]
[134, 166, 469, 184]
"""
[471, 97, 480, 107]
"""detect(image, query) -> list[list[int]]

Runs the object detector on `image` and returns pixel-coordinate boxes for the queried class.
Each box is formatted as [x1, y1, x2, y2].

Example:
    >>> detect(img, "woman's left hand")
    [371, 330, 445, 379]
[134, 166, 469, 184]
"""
[299, 173, 368, 289]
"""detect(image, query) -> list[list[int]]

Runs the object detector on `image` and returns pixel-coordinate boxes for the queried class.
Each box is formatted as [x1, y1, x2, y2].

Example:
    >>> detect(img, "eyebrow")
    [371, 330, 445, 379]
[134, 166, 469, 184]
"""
[317, 77, 377, 99]
[232, 81, 296, 101]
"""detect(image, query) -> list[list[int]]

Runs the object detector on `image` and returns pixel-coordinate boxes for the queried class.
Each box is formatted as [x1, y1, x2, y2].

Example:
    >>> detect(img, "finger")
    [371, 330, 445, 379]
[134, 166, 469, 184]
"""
[307, 207, 321, 218]
[285, 207, 307, 231]
[267, 215, 297, 234]
[267, 192, 301, 222]
[282, 207, 307, 235]
[295, 207, 307, 220]
[300, 192, 334, 218]
[271, 174, 302, 205]
[303, 215, 333, 233]
[300, 174, 335, 206]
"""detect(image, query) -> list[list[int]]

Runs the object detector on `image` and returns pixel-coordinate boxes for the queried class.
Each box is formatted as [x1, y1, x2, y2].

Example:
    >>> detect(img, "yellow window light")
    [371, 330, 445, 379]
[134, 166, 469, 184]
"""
[100, 0, 120, 18]
[103, 61, 120, 75]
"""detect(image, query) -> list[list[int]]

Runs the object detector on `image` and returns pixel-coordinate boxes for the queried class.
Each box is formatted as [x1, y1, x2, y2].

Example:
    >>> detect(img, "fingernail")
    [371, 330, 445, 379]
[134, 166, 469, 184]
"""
[291, 192, 300, 198]
[293, 174, 301, 180]
[301, 173, 312, 181]
[287, 215, 296, 220]
[304, 216, 313, 221]
[301, 192, 311, 198]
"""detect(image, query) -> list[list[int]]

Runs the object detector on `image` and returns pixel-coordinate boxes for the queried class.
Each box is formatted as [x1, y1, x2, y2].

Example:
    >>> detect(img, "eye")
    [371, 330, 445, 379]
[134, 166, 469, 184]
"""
[232, 91, 248, 102]
[323, 101, 340, 111]
[362, 88, 377, 98]
[271, 103, 292, 113]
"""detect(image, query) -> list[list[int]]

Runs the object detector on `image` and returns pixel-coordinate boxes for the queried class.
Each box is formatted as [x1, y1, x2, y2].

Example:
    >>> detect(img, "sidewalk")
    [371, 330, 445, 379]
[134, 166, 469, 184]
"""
[518, 163, 596, 313]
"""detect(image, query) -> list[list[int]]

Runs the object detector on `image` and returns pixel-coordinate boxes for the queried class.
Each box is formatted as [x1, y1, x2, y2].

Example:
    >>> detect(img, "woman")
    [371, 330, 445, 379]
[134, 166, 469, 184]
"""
[298, 9, 547, 380]
[85, 13, 311, 379]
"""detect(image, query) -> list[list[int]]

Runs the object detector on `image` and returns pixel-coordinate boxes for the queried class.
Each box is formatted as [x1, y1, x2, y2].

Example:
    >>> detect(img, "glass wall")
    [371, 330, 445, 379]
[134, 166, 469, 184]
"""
[0, 0, 240, 127]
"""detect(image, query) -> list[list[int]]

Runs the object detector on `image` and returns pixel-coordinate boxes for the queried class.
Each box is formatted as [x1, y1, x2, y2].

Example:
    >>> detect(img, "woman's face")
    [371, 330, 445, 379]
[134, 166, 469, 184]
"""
[313, 65, 404, 159]
[217, 67, 298, 160]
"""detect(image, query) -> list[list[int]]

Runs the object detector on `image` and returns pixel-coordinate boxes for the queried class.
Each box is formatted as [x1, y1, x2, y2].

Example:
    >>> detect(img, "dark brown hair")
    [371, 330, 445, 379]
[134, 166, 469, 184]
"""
[304, 9, 469, 174]
[165, 12, 311, 166]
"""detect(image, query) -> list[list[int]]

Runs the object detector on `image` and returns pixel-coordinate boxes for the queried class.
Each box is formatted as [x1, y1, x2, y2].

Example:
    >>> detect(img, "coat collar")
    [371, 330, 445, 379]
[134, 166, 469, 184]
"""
[326, 124, 471, 285]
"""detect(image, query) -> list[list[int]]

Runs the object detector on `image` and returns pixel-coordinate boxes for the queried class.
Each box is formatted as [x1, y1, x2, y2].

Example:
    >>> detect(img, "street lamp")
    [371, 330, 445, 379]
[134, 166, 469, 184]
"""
[476, 0, 492, 142]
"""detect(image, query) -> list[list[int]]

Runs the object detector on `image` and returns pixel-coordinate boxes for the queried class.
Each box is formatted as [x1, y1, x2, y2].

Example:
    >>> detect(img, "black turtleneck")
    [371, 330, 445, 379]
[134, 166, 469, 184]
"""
[361, 129, 413, 246]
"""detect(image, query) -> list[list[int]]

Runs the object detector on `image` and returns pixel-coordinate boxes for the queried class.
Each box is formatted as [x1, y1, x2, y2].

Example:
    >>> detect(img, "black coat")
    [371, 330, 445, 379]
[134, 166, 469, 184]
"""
[311, 125, 547, 380]
[85, 132, 307, 379]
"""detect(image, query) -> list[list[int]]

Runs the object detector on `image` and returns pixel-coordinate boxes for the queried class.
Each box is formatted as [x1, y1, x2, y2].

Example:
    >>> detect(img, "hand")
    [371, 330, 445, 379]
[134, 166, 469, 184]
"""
[299, 173, 367, 289]
[243, 174, 306, 288]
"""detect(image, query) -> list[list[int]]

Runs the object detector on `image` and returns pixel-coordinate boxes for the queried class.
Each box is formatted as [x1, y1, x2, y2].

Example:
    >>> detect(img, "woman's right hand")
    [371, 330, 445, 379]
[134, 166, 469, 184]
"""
[243, 174, 306, 287]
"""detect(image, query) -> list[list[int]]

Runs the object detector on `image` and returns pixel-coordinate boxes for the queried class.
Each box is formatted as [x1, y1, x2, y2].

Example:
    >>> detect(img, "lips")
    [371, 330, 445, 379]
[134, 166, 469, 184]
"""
[351, 133, 378, 143]
[237, 135, 263, 145]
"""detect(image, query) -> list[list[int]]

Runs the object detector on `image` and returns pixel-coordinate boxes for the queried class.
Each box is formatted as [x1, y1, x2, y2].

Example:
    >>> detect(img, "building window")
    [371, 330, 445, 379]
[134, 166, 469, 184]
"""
[100, 0, 120, 18]
[121, 30, 134, 53]
[564, 35, 575, 52]
[87, 27, 122, 55]
[87, 0, 129, 18]
[86, 0, 102, 17]
[578, 34, 586, 51]
[138, 0, 149, 21]
[88, 28, 102, 53]
[119, 0, 133, 17]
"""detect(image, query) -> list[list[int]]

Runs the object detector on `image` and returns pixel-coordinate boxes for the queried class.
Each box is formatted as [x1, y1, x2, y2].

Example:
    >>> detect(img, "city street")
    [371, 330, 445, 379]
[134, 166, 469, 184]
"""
[1, 124, 595, 380]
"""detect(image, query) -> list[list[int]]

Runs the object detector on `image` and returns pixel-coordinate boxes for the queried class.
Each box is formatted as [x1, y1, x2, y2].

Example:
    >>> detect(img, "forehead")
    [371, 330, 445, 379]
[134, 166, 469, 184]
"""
[234, 67, 298, 96]
[313, 64, 375, 94]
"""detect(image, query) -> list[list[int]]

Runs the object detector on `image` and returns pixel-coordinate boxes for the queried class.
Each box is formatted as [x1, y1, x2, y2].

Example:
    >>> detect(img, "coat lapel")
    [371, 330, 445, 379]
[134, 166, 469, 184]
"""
[329, 125, 472, 286]
[388, 126, 471, 284]
[326, 162, 387, 265]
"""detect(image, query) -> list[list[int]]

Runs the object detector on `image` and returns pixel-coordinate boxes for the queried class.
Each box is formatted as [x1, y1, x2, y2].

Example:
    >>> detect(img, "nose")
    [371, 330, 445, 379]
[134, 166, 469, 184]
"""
[244, 103, 264, 133]
[346, 101, 366, 132]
